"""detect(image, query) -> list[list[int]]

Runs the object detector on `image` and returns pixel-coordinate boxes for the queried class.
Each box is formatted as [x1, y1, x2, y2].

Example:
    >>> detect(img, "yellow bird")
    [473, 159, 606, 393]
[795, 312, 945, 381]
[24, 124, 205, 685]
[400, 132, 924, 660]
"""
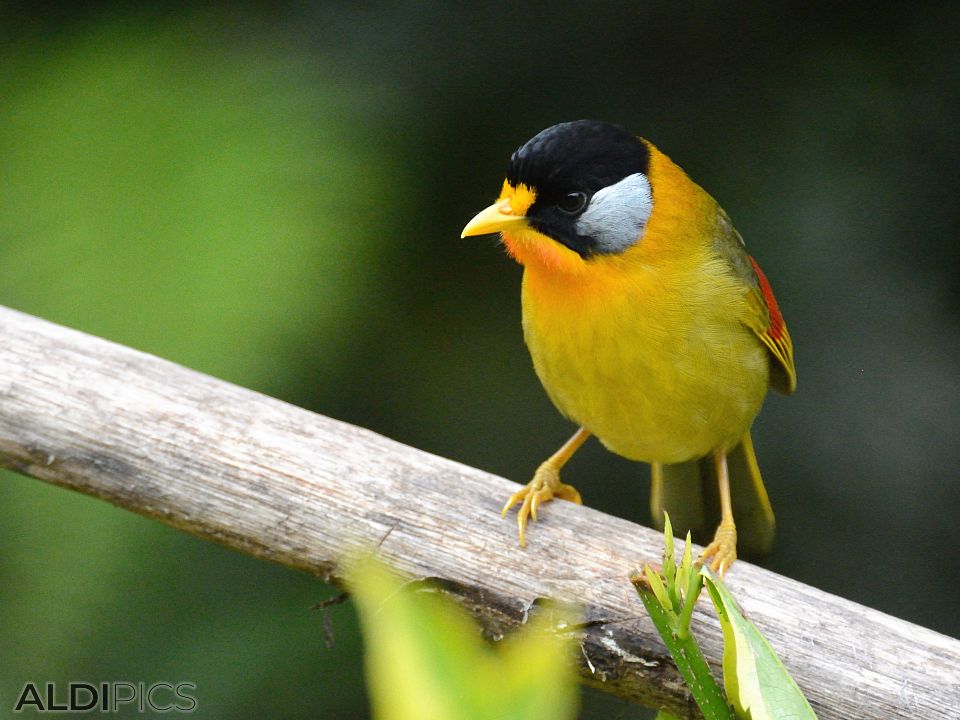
[461, 120, 795, 573]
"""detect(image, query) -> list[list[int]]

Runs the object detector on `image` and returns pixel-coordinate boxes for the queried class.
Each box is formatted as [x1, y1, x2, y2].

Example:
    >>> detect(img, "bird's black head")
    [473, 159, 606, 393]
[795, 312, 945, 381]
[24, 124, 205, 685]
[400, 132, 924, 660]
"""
[505, 120, 652, 258]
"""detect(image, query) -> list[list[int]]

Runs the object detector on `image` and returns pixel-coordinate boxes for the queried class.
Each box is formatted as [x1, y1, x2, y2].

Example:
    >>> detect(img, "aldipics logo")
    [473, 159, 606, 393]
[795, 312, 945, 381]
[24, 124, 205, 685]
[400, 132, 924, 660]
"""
[11, 682, 197, 714]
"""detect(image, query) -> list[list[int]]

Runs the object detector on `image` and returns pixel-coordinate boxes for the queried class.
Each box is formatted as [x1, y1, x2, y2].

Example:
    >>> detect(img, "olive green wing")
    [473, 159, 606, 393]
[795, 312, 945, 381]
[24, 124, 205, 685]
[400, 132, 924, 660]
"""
[713, 209, 797, 395]
[649, 210, 791, 558]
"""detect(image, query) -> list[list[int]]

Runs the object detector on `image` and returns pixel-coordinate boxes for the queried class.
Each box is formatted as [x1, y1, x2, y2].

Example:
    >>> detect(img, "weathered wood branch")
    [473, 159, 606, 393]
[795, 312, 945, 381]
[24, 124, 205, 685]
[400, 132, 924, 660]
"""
[0, 304, 956, 718]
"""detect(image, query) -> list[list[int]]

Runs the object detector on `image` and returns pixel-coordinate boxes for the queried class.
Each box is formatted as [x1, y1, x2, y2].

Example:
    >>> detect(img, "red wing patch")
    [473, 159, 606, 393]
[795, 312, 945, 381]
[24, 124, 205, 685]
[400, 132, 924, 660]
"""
[748, 256, 786, 342]
[746, 255, 796, 394]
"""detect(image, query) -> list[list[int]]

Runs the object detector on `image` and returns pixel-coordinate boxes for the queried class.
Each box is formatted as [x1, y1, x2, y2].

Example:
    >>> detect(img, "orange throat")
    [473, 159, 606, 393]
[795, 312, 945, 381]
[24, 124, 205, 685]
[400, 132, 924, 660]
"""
[500, 227, 589, 276]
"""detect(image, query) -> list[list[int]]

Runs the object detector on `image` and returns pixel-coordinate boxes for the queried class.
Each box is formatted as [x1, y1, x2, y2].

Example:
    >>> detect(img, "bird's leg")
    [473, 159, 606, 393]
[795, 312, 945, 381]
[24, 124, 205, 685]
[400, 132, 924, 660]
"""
[700, 450, 737, 575]
[501, 427, 590, 546]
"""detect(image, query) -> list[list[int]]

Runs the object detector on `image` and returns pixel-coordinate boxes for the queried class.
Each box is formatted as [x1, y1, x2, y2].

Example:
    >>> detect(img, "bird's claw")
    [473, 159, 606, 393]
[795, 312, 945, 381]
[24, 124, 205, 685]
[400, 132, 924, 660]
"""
[501, 461, 582, 546]
[700, 522, 737, 576]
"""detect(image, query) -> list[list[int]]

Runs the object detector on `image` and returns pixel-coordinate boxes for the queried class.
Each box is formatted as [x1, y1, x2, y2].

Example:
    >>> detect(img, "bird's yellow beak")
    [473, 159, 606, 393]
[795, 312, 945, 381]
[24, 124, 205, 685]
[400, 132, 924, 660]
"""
[461, 199, 528, 238]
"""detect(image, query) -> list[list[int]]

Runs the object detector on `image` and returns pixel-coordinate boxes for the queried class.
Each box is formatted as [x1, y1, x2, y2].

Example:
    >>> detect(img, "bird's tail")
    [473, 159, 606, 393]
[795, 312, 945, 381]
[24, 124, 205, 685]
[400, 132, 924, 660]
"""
[649, 431, 775, 560]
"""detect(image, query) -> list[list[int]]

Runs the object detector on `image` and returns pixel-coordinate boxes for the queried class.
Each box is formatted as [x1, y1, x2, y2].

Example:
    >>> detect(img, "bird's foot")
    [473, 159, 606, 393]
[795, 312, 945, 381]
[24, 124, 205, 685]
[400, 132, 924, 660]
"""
[501, 461, 582, 547]
[700, 522, 737, 576]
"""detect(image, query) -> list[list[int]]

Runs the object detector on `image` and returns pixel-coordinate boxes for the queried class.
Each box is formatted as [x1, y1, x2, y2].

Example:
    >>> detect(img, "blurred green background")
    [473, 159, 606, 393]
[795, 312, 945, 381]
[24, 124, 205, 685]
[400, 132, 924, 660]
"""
[1, 2, 957, 718]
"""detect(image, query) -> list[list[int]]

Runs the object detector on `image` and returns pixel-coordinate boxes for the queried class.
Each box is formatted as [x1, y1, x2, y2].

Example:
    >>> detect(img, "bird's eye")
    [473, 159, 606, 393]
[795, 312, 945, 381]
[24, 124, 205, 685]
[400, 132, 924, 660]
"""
[557, 191, 588, 214]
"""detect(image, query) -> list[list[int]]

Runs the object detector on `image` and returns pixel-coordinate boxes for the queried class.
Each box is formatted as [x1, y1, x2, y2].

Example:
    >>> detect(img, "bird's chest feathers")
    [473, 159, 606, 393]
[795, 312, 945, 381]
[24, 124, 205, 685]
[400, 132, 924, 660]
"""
[520, 259, 767, 462]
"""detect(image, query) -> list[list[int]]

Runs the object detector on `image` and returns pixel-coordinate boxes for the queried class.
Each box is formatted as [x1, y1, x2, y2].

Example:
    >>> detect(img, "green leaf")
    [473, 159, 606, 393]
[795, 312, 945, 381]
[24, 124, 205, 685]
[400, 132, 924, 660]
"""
[702, 569, 818, 720]
[644, 565, 672, 610]
[346, 555, 580, 720]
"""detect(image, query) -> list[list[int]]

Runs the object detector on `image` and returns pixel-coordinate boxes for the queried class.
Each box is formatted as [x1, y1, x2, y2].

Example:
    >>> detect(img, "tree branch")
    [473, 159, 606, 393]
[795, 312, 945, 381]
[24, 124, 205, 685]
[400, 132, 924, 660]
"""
[0, 304, 955, 718]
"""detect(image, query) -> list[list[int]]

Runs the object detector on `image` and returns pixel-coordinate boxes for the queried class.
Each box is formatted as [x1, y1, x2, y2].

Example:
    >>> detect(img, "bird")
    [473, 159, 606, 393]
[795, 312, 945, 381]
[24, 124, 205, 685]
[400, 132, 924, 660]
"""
[460, 120, 795, 574]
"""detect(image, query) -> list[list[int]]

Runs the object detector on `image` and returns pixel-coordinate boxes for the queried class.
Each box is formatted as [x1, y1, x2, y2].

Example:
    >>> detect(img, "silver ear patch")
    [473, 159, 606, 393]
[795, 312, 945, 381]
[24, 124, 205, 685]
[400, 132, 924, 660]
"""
[575, 173, 653, 254]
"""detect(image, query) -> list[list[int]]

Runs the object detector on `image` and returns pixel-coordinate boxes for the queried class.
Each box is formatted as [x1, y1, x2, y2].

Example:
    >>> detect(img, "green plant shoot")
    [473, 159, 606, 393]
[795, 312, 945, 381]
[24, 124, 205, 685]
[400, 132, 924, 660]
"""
[632, 515, 735, 720]
[635, 515, 818, 719]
